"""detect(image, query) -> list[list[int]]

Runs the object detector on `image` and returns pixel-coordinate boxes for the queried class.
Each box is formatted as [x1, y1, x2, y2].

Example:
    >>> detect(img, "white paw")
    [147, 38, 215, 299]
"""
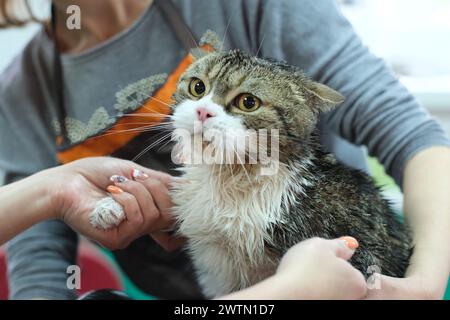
[90, 197, 125, 229]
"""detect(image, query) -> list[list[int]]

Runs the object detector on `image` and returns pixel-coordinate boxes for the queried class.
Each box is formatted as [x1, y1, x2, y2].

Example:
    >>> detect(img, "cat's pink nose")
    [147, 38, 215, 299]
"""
[196, 107, 215, 122]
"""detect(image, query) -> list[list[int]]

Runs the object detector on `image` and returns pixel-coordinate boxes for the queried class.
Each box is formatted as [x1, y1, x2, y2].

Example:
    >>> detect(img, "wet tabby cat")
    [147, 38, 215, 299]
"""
[170, 49, 412, 298]
[90, 49, 412, 298]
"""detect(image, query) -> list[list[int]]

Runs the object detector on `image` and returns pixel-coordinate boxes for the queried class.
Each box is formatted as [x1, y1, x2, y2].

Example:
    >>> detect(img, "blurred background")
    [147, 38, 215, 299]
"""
[339, 0, 450, 209]
[341, 0, 450, 135]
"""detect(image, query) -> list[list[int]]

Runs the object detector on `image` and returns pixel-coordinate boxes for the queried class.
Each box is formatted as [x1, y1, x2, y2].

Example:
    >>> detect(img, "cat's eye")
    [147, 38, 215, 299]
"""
[235, 93, 261, 112]
[188, 78, 206, 98]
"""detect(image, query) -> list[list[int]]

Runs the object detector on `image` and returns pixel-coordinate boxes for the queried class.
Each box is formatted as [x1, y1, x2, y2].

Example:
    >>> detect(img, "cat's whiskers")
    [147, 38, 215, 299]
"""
[108, 125, 171, 134]
[108, 84, 175, 140]
[255, 33, 266, 57]
[114, 123, 173, 133]
[216, 161, 223, 198]
[130, 87, 174, 109]
[177, 16, 200, 51]
[157, 134, 175, 152]
[93, 128, 171, 140]
[226, 158, 235, 184]
[93, 123, 173, 139]
[112, 121, 174, 129]
[140, 130, 173, 151]
[113, 121, 173, 126]
[141, 95, 174, 110]
[246, 152, 259, 167]
[119, 113, 172, 118]
[219, 15, 234, 52]
[132, 131, 173, 162]
[116, 83, 174, 118]
[146, 95, 174, 109]
[232, 143, 253, 186]
[132, 143, 156, 163]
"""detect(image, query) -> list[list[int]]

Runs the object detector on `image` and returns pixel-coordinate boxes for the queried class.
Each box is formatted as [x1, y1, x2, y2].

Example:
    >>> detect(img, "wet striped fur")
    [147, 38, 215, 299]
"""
[171, 50, 412, 297]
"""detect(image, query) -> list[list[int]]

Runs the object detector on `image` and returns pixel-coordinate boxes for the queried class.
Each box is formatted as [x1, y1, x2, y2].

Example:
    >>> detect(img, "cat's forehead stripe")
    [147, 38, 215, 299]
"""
[204, 57, 256, 91]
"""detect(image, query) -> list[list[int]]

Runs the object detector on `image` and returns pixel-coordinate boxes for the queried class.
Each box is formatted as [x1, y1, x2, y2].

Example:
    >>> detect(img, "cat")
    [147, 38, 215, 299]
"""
[90, 49, 412, 299]
[169, 49, 412, 298]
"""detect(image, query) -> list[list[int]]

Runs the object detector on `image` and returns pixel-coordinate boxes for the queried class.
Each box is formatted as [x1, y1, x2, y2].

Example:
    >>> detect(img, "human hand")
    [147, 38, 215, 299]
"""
[274, 237, 367, 300]
[47, 157, 182, 251]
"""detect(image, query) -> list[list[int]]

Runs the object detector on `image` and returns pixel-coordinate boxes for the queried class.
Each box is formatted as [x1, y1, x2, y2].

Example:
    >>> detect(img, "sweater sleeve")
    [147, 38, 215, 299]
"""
[6, 213, 79, 300]
[1, 75, 79, 300]
[256, 0, 450, 185]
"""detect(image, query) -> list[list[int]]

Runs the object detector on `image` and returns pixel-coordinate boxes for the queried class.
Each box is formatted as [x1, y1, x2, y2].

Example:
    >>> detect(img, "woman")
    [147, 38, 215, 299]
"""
[1, 0, 449, 299]
[0, 156, 366, 299]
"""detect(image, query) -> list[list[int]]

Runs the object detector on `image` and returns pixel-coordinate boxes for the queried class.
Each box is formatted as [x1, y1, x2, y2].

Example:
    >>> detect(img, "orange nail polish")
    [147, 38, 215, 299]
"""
[107, 185, 123, 194]
[339, 236, 359, 250]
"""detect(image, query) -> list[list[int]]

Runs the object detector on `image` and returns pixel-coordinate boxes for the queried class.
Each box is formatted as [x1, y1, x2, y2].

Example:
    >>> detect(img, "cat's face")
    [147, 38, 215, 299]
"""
[172, 50, 344, 163]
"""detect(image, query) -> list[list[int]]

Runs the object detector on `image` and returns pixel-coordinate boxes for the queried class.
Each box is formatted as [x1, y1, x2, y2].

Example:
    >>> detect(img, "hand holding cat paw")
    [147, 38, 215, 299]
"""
[50, 157, 179, 250]
[104, 171, 185, 251]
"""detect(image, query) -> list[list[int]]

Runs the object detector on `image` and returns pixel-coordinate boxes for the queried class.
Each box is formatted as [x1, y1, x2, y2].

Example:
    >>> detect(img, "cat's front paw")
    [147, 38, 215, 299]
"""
[90, 197, 125, 229]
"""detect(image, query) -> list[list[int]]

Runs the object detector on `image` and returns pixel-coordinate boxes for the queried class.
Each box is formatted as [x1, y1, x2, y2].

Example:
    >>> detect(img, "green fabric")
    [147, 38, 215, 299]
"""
[445, 279, 450, 300]
[100, 248, 156, 300]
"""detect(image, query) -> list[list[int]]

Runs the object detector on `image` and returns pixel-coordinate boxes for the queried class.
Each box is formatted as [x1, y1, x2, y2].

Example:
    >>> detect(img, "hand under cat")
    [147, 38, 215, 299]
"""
[220, 237, 368, 300]
[49, 157, 183, 251]
[275, 237, 367, 300]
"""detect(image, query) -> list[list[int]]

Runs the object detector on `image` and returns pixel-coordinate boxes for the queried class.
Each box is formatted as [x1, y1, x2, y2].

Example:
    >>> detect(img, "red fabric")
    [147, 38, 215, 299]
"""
[0, 247, 8, 300]
[0, 242, 123, 300]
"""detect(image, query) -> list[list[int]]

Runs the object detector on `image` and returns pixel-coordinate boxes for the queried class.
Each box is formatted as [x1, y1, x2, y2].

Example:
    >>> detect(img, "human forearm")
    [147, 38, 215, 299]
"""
[0, 169, 57, 245]
[218, 275, 295, 300]
[2, 171, 78, 300]
[402, 146, 450, 297]
[216, 274, 338, 300]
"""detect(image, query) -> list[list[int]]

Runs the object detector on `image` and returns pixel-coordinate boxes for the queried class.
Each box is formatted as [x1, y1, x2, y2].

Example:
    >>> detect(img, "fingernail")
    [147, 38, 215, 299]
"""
[132, 169, 149, 180]
[110, 175, 128, 184]
[107, 185, 123, 194]
[339, 236, 359, 250]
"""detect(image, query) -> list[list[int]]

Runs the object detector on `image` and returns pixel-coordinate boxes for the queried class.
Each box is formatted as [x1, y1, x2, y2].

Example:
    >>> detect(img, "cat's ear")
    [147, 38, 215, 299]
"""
[199, 30, 223, 51]
[304, 81, 345, 113]
[190, 30, 224, 60]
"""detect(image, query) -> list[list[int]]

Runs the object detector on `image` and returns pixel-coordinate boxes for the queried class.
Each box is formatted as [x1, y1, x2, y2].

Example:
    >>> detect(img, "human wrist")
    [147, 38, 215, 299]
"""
[33, 167, 68, 220]
[406, 247, 450, 297]
[217, 274, 301, 300]
[2, 170, 61, 223]
[267, 273, 310, 300]
[407, 217, 450, 274]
